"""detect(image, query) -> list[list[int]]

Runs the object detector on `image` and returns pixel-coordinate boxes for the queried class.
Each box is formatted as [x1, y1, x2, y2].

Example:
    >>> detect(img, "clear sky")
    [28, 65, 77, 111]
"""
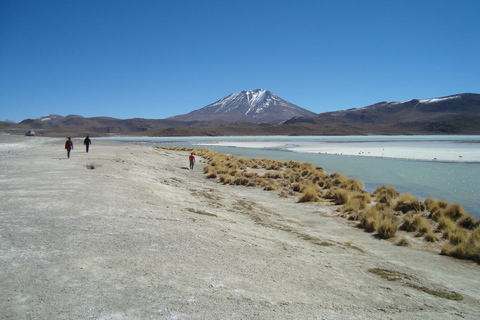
[1, 0, 479, 122]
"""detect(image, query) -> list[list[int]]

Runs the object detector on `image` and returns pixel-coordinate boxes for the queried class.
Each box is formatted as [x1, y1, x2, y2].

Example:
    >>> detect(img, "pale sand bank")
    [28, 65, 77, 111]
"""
[1, 136, 479, 319]
[199, 140, 480, 162]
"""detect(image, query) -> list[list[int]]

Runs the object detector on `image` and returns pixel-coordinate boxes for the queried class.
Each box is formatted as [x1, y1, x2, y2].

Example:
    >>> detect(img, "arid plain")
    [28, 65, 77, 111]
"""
[1, 135, 479, 319]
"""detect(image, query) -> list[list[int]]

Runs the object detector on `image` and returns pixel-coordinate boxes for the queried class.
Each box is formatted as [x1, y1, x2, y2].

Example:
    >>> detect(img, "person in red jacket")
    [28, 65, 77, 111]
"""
[65, 137, 73, 159]
[189, 153, 195, 170]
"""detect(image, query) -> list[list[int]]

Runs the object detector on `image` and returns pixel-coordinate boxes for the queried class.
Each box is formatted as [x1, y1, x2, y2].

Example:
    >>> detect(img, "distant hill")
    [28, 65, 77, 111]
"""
[1, 92, 479, 136]
[169, 89, 317, 124]
[282, 93, 480, 135]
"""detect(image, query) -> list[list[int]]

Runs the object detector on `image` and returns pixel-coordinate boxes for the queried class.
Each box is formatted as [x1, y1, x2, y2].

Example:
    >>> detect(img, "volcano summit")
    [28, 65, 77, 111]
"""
[169, 89, 317, 124]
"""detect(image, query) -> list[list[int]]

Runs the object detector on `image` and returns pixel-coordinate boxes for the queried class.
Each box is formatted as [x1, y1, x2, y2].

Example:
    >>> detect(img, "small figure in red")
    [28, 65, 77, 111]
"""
[189, 153, 195, 170]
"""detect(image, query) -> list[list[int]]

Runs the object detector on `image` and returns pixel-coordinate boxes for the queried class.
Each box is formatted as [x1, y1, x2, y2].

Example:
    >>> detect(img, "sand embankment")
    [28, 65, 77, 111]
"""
[1, 135, 479, 319]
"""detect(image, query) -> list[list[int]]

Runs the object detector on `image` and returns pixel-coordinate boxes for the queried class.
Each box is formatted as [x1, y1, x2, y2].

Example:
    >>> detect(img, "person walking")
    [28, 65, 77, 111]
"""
[84, 135, 92, 153]
[65, 137, 73, 159]
[189, 153, 195, 170]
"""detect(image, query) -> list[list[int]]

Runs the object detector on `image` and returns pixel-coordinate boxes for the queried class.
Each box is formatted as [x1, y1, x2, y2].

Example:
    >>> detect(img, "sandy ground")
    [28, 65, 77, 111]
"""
[1, 135, 479, 320]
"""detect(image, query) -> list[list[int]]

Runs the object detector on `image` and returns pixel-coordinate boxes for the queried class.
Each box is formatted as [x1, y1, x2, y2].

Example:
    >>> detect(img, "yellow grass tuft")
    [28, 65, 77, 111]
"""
[424, 230, 437, 242]
[204, 166, 217, 179]
[457, 214, 480, 230]
[445, 228, 469, 246]
[373, 185, 399, 206]
[341, 178, 365, 192]
[395, 193, 421, 213]
[332, 188, 350, 205]
[341, 192, 371, 213]
[396, 237, 409, 246]
[358, 207, 380, 233]
[376, 214, 398, 239]
[219, 174, 234, 185]
[441, 228, 480, 262]
[264, 179, 278, 191]
[400, 212, 417, 232]
[328, 172, 349, 188]
[437, 216, 456, 232]
[297, 182, 320, 203]
[444, 204, 467, 221]
[414, 215, 431, 235]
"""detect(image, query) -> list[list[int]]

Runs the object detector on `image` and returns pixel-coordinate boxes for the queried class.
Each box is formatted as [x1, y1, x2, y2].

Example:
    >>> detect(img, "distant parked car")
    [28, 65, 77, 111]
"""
[26, 130, 35, 136]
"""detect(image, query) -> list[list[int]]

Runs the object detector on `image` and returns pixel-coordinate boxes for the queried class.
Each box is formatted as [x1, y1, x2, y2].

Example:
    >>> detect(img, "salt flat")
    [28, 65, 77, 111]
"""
[1, 136, 479, 319]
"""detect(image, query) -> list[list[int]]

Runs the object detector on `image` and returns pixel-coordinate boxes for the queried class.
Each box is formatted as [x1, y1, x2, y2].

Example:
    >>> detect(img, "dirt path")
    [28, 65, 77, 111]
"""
[1, 136, 479, 319]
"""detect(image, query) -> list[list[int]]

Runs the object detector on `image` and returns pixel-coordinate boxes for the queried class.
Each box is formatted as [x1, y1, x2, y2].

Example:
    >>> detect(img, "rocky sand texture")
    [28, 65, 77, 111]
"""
[1, 136, 479, 319]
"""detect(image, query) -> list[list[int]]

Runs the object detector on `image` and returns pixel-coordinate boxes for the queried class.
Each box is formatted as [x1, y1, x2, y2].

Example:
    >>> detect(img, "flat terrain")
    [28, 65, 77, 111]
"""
[1, 136, 479, 319]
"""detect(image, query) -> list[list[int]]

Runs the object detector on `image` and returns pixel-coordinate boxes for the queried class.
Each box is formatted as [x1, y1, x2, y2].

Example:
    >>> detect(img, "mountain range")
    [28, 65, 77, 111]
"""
[1, 90, 479, 136]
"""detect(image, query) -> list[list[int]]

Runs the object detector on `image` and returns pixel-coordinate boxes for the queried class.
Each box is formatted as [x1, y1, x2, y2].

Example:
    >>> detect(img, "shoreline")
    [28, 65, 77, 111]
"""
[228, 145, 480, 164]
[93, 135, 480, 163]
[1, 136, 479, 319]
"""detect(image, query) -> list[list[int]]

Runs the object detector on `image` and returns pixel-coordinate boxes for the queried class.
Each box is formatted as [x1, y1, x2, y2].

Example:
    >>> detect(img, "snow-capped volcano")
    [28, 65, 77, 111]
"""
[169, 89, 316, 124]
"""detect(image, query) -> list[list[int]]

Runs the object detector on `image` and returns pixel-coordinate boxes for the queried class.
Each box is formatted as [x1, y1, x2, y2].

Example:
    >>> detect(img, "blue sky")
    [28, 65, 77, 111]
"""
[1, 0, 479, 122]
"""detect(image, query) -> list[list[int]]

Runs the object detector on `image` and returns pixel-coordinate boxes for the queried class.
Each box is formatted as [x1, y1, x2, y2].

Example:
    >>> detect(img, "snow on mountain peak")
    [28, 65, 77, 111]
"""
[419, 95, 461, 104]
[168, 88, 317, 124]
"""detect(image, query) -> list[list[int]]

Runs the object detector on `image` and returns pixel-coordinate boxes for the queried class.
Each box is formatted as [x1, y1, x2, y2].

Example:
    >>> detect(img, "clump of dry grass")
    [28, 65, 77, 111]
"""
[297, 182, 320, 203]
[437, 216, 456, 232]
[445, 228, 469, 246]
[358, 207, 380, 233]
[441, 228, 480, 263]
[287, 160, 301, 168]
[292, 181, 305, 192]
[219, 174, 234, 185]
[395, 193, 421, 214]
[331, 188, 350, 205]
[342, 192, 371, 213]
[327, 172, 349, 189]
[429, 206, 445, 221]
[457, 214, 479, 230]
[400, 212, 418, 232]
[341, 178, 365, 192]
[443, 204, 467, 221]
[414, 215, 431, 236]
[373, 185, 399, 207]
[203, 165, 217, 179]
[264, 179, 278, 191]
[376, 213, 398, 239]
[424, 197, 443, 220]
[233, 172, 249, 186]
[396, 237, 409, 246]
[424, 230, 437, 242]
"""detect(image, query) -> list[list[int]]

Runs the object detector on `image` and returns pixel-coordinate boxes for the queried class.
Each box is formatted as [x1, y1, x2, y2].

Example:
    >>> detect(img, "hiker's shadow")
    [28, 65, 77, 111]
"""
[181, 166, 190, 170]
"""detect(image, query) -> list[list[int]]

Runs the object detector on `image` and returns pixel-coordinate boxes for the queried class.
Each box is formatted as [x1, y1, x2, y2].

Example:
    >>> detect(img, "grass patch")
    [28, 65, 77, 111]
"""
[186, 208, 217, 217]
[368, 268, 411, 281]
[376, 214, 398, 239]
[396, 237, 409, 246]
[369, 268, 463, 301]
[444, 204, 467, 221]
[297, 182, 320, 203]
[358, 207, 379, 232]
[395, 193, 421, 213]
[441, 228, 480, 263]
[406, 283, 463, 301]
[373, 185, 399, 206]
